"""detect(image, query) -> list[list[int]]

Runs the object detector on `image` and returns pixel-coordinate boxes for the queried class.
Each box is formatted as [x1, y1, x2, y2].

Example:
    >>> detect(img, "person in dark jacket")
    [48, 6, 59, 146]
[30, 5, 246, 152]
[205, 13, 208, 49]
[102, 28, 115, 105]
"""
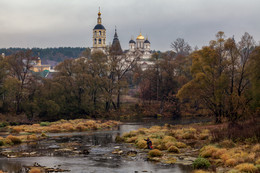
[144, 137, 152, 149]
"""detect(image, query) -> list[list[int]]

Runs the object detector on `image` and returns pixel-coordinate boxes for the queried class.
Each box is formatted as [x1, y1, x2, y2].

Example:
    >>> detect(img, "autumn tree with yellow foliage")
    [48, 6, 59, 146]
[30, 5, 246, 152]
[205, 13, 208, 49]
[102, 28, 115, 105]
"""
[177, 31, 259, 124]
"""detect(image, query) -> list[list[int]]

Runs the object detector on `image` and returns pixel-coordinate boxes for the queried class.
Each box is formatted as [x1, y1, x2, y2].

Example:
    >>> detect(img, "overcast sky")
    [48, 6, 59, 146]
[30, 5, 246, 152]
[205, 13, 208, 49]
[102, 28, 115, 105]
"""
[0, 0, 259, 51]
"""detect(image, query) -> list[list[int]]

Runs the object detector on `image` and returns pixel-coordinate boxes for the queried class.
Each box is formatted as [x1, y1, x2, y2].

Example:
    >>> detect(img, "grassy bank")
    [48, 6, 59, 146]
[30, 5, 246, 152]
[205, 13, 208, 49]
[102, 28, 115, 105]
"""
[119, 123, 260, 173]
[0, 119, 120, 147]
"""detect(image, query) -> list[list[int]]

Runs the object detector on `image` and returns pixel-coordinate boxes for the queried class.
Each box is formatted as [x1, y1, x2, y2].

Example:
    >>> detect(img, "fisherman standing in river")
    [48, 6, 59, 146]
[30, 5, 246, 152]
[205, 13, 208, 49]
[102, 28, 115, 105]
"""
[144, 137, 152, 149]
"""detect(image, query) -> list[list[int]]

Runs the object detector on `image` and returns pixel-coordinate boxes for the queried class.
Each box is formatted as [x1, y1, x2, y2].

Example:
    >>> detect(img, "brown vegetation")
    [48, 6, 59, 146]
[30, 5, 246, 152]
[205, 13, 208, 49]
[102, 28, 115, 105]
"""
[8, 119, 120, 134]
[29, 168, 42, 173]
[122, 122, 260, 172]
[0, 119, 120, 147]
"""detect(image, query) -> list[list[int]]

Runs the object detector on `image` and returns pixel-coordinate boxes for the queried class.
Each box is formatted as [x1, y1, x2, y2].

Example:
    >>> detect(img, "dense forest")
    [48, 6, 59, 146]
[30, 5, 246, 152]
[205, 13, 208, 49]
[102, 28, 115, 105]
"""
[0, 47, 87, 63]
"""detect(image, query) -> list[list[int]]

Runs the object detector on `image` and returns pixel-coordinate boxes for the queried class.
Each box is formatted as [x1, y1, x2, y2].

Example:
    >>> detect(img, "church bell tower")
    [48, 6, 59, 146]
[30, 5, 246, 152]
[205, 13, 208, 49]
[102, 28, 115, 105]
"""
[92, 8, 106, 53]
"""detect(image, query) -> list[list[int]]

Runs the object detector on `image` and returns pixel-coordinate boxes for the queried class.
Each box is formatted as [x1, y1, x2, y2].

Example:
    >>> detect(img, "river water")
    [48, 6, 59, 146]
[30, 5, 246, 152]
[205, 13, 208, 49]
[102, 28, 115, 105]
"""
[0, 117, 209, 173]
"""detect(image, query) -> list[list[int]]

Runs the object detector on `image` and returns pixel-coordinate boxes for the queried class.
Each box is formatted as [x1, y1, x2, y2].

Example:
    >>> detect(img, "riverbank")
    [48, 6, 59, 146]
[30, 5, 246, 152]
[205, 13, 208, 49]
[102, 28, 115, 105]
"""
[0, 119, 120, 147]
[119, 123, 260, 173]
[0, 119, 194, 173]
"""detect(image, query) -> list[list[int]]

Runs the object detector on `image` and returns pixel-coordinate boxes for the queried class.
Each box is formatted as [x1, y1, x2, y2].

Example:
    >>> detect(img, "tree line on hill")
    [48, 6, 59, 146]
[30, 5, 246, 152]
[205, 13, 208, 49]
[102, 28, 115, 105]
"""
[0, 31, 259, 127]
[0, 47, 86, 62]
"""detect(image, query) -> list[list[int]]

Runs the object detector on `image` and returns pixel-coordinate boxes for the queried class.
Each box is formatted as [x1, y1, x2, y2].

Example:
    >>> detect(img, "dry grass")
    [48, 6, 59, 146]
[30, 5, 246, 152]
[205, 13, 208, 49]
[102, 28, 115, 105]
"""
[148, 149, 162, 157]
[0, 119, 119, 147]
[198, 129, 210, 140]
[162, 157, 177, 164]
[162, 136, 176, 143]
[7, 119, 120, 134]
[6, 135, 21, 145]
[174, 142, 187, 148]
[219, 139, 236, 148]
[225, 158, 237, 167]
[29, 168, 42, 173]
[136, 139, 147, 149]
[212, 148, 227, 159]
[200, 145, 218, 158]
[121, 123, 259, 171]
[126, 136, 138, 143]
[199, 143, 260, 169]
[193, 170, 210, 173]
[168, 146, 180, 153]
[252, 144, 260, 152]
[234, 163, 258, 173]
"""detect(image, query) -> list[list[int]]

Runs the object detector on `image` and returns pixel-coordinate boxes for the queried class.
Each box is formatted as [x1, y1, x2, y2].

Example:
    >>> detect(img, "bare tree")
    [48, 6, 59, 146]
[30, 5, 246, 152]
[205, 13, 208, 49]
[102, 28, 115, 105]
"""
[171, 38, 192, 55]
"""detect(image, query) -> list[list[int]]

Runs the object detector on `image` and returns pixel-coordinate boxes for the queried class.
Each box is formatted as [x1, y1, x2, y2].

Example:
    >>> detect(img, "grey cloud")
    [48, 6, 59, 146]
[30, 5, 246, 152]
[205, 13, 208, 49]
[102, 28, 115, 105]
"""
[0, 0, 259, 51]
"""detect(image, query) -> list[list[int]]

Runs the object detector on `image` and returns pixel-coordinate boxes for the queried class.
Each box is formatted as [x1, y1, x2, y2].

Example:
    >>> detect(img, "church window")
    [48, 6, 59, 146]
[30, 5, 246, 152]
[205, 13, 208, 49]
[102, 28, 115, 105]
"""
[94, 31, 97, 36]
[99, 31, 101, 35]
[94, 39, 97, 44]
[99, 39, 101, 44]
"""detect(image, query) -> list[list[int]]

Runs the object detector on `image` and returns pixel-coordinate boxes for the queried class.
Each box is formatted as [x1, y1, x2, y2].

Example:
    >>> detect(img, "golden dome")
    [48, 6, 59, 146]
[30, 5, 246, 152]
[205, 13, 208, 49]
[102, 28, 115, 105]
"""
[98, 12, 101, 16]
[136, 33, 145, 40]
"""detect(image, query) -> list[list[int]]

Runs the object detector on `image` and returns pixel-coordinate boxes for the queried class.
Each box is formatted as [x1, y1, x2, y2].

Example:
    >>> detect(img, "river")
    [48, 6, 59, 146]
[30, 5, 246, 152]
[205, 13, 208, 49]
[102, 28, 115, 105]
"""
[0, 117, 210, 173]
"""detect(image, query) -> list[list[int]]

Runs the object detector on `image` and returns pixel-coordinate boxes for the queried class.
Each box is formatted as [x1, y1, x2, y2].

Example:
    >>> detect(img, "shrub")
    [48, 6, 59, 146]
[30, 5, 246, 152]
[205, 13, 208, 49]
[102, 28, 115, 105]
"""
[182, 128, 197, 139]
[200, 145, 218, 158]
[136, 140, 147, 149]
[41, 133, 47, 138]
[193, 170, 210, 173]
[175, 142, 187, 148]
[27, 134, 38, 141]
[182, 132, 196, 139]
[11, 126, 23, 133]
[6, 135, 22, 145]
[252, 144, 260, 152]
[122, 132, 136, 138]
[168, 146, 180, 153]
[157, 144, 167, 150]
[148, 149, 162, 157]
[220, 153, 232, 162]
[199, 129, 210, 140]
[115, 135, 124, 143]
[256, 165, 260, 171]
[3, 138, 13, 145]
[192, 157, 211, 169]
[61, 123, 74, 131]
[149, 138, 160, 149]
[246, 153, 256, 162]
[29, 168, 42, 173]
[165, 142, 175, 149]
[256, 159, 260, 165]
[126, 137, 137, 143]
[219, 140, 236, 148]
[137, 128, 146, 135]
[212, 148, 227, 159]
[48, 125, 60, 133]
[40, 122, 50, 126]
[75, 123, 87, 131]
[234, 163, 258, 173]
[162, 136, 176, 144]
[225, 158, 237, 167]
[0, 140, 3, 146]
